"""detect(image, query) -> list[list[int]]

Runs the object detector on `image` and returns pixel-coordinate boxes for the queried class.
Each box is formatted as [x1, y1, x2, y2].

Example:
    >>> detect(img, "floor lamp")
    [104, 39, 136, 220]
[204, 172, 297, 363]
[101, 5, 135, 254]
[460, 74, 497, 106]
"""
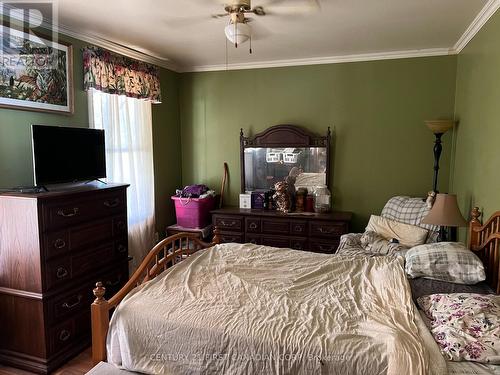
[425, 120, 455, 193]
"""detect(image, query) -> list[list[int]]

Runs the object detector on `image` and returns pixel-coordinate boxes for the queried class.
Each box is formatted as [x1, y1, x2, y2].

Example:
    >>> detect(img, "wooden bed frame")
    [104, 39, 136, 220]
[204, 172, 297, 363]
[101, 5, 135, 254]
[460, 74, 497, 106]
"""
[469, 207, 500, 294]
[90, 207, 500, 365]
[90, 229, 221, 364]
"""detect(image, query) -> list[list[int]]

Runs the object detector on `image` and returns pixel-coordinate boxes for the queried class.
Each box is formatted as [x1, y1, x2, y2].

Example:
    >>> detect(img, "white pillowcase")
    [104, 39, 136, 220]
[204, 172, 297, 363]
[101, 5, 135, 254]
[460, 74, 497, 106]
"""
[365, 215, 428, 248]
[405, 242, 486, 284]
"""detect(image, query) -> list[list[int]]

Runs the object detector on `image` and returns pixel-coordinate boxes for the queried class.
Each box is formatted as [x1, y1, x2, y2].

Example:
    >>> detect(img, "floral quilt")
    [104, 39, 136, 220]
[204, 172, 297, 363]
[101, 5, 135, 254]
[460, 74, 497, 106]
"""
[417, 293, 500, 364]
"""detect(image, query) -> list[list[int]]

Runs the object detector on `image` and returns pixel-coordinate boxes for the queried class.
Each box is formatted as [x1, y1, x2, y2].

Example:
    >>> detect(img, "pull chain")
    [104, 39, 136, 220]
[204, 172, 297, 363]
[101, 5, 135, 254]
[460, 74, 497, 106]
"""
[235, 22, 238, 48]
[249, 34, 252, 54]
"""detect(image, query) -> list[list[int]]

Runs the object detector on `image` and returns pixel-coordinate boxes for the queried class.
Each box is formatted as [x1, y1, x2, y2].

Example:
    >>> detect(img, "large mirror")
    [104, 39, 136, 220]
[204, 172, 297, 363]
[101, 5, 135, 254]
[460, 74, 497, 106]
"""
[240, 125, 330, 193]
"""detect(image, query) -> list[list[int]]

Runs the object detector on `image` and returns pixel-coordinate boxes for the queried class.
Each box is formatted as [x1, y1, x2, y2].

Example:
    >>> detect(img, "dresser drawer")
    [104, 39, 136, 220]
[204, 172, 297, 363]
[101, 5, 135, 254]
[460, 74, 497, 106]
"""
[44, 230, 70, 259]
[113, 216, 128, 236]
[45, 243, 114, 290]
[219, 232, 244, 243]
[245, 234, 262, 245]
[290, 237, 308, 251]
[309, 221, 347, 238]
[309, 239, 339, 254]
[245, 218, 261, 233]
[262, 236, 290, 248]
[71, 243, 114, 278]
[48, 285, 92, 323]
[48, 310, 90, 356]
[41, 190, 126, 231]
[290, 221, 307, 236]
[48, 319, 75, 355]
[44, 219, 114, 260]
[262, 219, 289, 235]
[114, 238, 129, 260]
[214, 215, 243, 231]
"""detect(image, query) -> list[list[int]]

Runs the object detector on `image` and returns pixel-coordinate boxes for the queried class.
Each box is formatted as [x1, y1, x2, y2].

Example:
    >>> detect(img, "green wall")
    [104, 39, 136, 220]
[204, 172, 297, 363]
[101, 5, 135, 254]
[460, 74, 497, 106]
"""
[0, 34, 181, 235]
[453, 10, 500, 227]
[180, 57, 458, 231]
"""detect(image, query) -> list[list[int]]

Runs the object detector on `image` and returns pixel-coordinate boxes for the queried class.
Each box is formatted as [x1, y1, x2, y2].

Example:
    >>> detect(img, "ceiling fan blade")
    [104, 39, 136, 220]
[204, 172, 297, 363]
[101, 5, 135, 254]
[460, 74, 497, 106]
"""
[211, 12, 230, 19]
[259, 0, 320, 15]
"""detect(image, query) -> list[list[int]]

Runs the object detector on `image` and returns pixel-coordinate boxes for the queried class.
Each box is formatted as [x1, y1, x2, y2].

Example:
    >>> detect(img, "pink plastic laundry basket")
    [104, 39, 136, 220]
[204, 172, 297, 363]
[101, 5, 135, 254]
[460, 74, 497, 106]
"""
[171, 196, 215, 229]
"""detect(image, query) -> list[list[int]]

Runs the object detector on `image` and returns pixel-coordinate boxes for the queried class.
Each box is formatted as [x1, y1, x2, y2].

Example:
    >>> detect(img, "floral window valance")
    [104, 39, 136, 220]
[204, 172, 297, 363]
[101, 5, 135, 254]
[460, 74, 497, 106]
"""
[83, 47, 161, 103]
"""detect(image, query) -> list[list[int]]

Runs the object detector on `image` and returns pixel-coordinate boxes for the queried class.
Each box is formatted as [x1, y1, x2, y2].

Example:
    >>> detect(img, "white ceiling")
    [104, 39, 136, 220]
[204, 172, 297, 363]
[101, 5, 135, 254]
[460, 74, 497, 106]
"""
[53, 0, 494, 71]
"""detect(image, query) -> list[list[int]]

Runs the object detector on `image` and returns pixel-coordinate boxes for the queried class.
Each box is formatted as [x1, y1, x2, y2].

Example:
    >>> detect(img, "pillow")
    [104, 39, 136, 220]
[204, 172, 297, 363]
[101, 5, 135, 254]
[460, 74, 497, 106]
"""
[360, 230, 409, 256]
[365, 215, 428, 247]
[405, 242, 486, 284]
[417, 293, 500, 363]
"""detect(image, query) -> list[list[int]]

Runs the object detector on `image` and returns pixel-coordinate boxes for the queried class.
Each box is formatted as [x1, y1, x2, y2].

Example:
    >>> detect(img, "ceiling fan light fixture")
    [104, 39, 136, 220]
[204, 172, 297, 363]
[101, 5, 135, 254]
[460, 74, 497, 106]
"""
[224, 22, 251, 46]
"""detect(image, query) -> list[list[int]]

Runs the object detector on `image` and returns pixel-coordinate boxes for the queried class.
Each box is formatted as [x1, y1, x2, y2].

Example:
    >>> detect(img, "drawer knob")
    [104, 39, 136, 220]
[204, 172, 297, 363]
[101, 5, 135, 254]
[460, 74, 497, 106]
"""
[57, 208, 79, 218]
[62, 294, 82, 309]
[56, 267, 69, 279]
[59, 329, 71, 342]
[104, 198, 120, 208]
[318, 227, 334, 234]
[294, 225, 303, 232]
[53, 238, 66, 249]
[249, 222, 258, 230]
[117, 244, 127, 253]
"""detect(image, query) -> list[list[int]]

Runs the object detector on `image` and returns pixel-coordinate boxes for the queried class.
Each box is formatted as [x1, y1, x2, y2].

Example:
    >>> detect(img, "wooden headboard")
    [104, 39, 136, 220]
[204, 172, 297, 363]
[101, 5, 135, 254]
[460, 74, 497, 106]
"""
[468, 207, 500, 293]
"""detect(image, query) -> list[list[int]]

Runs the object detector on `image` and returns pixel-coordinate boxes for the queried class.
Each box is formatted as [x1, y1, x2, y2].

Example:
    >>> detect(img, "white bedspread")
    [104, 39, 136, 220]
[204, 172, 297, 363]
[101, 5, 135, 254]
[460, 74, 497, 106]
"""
[107, 243, 445, 375]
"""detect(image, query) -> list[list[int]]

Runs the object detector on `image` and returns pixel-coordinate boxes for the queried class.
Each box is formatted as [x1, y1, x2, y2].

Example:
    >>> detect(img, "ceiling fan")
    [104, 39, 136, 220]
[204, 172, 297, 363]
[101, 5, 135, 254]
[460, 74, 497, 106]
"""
[211, 0, 321, 50]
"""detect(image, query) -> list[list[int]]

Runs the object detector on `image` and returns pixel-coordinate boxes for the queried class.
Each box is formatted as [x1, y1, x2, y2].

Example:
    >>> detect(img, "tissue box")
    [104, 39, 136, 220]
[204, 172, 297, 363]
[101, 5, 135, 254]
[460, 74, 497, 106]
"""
[239, 194, 251, 209]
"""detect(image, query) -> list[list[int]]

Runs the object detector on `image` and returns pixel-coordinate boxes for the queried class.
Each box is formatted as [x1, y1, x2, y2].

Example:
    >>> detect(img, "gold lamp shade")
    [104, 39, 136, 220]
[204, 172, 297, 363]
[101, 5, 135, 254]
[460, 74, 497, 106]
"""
[425, 120, 455, 135]
[421, 194, 467, 227]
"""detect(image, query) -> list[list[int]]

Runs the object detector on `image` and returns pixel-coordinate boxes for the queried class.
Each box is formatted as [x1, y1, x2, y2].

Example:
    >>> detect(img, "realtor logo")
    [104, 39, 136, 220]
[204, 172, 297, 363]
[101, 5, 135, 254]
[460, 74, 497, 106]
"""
[0, 1, 58, 67]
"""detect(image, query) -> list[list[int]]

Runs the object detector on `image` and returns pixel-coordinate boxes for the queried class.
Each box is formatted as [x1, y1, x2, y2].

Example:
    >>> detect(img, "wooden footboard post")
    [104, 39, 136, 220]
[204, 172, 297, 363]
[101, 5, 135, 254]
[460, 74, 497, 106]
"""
[91, 282, 110, 365]
[468, 207, 482, 249]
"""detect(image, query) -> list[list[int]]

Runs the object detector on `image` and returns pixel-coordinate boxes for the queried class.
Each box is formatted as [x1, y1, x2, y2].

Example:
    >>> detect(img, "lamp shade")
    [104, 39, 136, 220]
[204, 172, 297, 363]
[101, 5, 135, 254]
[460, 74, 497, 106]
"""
[421, 194, 467, 227]
[425, 120, 455, 135]
[225, 22, 251, 45]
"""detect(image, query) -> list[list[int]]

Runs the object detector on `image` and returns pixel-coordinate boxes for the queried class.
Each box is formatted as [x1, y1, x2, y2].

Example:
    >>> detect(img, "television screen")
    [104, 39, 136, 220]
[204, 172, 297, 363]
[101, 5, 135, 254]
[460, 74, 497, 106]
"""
[32, 125, 106, 185]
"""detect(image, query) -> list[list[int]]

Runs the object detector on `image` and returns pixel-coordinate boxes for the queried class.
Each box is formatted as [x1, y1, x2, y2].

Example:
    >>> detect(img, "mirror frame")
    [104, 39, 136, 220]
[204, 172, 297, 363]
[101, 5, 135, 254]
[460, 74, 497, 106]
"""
[240, 124, 331, 193]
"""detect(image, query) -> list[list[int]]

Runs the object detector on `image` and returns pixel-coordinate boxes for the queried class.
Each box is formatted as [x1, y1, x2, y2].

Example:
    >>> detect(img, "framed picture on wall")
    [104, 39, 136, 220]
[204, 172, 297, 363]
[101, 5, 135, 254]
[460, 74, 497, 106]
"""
[0, 26, 73, 114]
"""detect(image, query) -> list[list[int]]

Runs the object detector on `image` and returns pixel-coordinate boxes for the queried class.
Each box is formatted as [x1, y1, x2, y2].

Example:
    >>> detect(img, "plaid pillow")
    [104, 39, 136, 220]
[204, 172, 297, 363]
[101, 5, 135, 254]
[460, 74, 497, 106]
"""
[405, 242, 486, 284]
[381, 196, 439, 243]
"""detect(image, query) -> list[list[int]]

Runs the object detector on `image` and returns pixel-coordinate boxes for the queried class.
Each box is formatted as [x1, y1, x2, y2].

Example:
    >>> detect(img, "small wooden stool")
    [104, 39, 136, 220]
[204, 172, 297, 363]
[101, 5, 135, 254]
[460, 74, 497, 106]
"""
[166, 224, 213, 241]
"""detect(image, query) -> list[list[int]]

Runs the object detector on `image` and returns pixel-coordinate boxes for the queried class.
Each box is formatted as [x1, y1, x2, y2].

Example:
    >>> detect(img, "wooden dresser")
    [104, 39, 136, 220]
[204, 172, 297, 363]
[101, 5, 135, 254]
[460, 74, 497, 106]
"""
[0, 184, 129, 374]
[211, 208, 352, 253]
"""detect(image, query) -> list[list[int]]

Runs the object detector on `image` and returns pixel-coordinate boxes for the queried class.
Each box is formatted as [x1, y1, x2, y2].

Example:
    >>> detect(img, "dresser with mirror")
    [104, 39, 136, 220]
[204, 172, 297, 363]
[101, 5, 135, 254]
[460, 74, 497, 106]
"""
[211, 124, 352, 254]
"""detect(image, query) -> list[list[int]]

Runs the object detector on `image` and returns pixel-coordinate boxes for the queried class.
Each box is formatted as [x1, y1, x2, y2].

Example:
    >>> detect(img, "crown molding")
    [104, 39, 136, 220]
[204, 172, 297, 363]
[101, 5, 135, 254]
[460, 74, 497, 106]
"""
[181, 48, 455, 73]
[453, 0, 500, 53]
[53, 24, 180, 72]
[0, 3, 179, 72]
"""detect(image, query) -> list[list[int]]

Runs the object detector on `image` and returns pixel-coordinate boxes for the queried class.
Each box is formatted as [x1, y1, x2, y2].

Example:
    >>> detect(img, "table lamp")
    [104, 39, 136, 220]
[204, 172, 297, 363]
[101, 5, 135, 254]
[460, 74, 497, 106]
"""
[421, 193, 467, 242]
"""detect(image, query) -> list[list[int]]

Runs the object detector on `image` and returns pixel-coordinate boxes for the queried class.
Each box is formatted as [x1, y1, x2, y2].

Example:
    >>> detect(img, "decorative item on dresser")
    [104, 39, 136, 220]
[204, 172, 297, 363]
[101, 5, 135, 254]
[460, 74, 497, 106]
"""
[0, 184, 129, 374]
[211, 208, 352, 253]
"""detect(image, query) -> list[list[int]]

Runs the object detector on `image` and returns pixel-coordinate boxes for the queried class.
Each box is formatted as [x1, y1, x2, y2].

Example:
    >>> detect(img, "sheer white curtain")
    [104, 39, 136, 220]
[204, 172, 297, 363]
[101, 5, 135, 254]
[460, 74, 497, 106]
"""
[88, 89, 155, 271]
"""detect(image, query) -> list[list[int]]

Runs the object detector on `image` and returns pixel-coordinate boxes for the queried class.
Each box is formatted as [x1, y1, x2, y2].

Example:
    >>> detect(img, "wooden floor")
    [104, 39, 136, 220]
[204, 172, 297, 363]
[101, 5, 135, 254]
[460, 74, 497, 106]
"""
[0, 348, 93, 375]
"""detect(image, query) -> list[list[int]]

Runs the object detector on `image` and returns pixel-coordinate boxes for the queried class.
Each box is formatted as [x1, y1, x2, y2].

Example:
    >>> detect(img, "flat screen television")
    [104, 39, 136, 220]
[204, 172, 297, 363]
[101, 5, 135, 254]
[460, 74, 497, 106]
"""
[32, 125, 106, 186]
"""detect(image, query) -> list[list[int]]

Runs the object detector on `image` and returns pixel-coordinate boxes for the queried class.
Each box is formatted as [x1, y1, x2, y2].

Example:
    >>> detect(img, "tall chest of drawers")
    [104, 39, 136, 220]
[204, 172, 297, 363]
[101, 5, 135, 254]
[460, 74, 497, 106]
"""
[212, 208, 352, 253]
[0, 184, 129, 374]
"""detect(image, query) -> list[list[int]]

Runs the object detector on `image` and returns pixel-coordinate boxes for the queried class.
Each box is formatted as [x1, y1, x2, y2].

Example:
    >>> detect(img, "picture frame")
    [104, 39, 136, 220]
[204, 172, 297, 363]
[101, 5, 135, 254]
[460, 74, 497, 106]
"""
[0, 26, 74, 114]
